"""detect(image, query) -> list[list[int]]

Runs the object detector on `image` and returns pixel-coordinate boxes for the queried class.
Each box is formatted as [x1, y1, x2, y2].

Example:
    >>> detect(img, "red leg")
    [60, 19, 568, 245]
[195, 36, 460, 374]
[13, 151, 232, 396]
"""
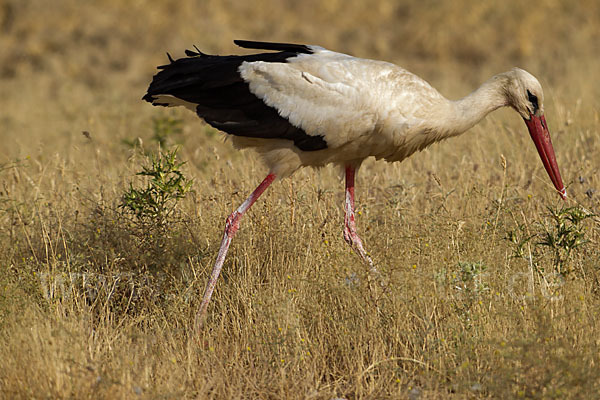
[196, 173, 276, 329]
[343, 166, 376, 269]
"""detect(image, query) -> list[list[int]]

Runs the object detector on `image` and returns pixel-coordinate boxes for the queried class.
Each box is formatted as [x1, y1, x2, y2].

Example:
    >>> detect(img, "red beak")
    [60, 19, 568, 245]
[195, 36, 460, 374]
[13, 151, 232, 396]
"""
[524, 114, 567, 199]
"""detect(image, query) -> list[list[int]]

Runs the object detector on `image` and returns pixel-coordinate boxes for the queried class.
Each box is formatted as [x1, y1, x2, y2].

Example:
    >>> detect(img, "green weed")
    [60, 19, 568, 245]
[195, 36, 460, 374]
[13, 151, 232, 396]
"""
[538, 206, 594, 275]
[120, 148, 193, 231]
[507, 206, 594, 277]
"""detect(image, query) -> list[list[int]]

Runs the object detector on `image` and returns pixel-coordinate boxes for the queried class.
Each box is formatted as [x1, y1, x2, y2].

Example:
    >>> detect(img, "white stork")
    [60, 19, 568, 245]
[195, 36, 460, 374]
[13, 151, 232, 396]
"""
[143, 40, 566, 326]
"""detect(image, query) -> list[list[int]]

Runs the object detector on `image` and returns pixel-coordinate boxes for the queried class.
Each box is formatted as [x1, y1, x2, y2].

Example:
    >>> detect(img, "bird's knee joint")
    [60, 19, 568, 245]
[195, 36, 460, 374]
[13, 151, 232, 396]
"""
[343, 226, 359, 246]
[343, 230, 352, 244]
[224, 211, 241, 236]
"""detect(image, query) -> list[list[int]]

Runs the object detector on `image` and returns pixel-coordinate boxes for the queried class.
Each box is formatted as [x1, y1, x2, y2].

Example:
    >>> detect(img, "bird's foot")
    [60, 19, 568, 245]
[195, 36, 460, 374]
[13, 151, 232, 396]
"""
[343, 224, 374, 267]
[343, 225, 388, 315]
[342, 222, 387, 288]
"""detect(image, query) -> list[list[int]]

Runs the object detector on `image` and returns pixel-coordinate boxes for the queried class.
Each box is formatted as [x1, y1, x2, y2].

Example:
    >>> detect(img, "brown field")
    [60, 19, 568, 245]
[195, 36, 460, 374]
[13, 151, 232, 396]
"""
[1, 0, 599, 398]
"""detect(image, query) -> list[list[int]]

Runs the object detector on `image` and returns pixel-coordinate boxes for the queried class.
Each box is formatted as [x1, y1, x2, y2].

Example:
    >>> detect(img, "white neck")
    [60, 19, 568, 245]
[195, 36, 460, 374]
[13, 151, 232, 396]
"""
[441, 74, 510, 135]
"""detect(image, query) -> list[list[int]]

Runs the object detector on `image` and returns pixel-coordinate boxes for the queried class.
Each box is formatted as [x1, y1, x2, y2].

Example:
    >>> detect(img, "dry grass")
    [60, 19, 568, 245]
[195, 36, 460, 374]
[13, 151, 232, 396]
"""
[1, 0, 600, 398]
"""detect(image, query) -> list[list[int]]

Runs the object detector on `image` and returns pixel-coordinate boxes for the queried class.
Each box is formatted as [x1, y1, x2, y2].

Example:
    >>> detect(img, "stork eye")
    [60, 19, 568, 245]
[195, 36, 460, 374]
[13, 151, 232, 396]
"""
[527, 90, 539, 113]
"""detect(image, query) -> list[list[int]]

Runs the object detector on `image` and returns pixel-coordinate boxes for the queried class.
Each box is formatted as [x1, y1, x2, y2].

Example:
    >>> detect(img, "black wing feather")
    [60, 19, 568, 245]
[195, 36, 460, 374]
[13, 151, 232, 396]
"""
[234, 40, 313, 54]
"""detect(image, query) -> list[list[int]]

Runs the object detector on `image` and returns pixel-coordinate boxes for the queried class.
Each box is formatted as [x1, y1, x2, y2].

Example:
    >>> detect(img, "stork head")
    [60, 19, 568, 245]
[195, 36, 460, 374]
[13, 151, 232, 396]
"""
[504, 68, 567, 199]
[504, 68, 545, 119]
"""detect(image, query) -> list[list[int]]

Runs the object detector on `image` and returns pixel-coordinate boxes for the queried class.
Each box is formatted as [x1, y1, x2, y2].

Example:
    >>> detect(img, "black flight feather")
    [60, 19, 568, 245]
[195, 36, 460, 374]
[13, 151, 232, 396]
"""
[185, 45, 208, 57]
[234, 40, 313, 54]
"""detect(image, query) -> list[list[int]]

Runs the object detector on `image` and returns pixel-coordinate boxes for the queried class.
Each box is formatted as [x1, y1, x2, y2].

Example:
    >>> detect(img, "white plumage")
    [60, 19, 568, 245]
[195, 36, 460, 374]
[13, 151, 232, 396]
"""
[144, 40, 566, 328]
[236, 48, 447, 174]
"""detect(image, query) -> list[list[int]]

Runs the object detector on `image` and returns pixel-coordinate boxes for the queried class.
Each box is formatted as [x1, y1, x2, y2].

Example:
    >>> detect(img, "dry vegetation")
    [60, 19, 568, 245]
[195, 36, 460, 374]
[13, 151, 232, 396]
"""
[1, 0, 600, 398]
